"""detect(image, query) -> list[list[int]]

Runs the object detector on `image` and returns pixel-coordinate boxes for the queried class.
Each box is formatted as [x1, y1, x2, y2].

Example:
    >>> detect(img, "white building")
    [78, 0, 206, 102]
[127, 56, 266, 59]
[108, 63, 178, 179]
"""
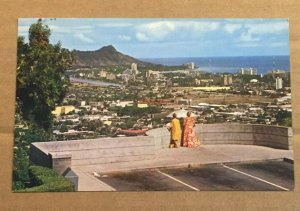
[146, 70, 160, 78]
[239, 68, 257, 75]
[99, 70, 107, 78]
[190, 62, 195, 69]
[80, 101, 86, 106]
[250, 79, 258, 83]
[131, 63, 138, 75]
[276, 77, 283, 90]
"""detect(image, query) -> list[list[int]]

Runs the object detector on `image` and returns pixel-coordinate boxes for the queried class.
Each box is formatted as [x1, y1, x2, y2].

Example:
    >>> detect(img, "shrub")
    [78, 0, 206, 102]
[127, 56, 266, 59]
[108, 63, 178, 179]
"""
[16, 166, 74, 192]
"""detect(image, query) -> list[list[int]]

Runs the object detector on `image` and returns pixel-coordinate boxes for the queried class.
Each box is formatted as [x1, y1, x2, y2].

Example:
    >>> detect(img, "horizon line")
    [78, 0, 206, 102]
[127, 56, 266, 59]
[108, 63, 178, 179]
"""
[138, 55, 290, 59]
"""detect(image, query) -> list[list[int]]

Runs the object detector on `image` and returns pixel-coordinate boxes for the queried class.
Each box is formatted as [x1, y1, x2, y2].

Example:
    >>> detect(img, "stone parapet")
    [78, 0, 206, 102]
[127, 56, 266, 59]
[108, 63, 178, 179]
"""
[50, 152, 72, 175]
[30, 136, 156, 175]
[147, 124, 293, 150]
[30, 124, 292, 176]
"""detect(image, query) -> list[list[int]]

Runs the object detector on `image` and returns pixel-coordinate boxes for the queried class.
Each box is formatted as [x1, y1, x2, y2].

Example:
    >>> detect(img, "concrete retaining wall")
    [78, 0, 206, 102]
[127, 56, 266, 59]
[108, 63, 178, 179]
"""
[146, 124, 293, 150]
[30, 136, 155, 174]
[198, 124, 293, 150]
[30, 124, 292, 175]
[146, 128, 170, 150]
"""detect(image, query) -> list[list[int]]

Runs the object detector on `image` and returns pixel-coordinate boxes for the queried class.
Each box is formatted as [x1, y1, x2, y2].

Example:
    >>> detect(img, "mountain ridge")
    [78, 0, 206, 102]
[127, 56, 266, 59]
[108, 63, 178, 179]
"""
[73, 45, 154, 67]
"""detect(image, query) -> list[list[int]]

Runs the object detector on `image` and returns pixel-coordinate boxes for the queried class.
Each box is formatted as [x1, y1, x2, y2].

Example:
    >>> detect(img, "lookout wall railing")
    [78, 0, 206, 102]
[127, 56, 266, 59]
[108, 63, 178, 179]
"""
[29, 124, 292, 175]
[147, 124, 293, 150]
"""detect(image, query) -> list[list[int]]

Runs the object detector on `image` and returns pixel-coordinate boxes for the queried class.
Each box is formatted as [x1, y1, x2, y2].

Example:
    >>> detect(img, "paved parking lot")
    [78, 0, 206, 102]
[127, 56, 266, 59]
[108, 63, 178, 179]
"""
[95, 160, 294, 191]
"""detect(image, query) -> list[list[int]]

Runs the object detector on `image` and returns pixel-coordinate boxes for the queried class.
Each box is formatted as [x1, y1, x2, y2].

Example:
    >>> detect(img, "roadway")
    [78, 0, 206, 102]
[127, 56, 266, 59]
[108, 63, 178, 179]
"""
[96, 160, 294, 191]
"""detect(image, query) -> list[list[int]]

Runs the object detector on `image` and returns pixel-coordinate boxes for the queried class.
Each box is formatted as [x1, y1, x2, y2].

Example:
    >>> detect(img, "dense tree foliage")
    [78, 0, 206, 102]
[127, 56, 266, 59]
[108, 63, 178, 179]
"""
[14, 19, 74, 191]
[16, 166, 74, 192]
[13, 126, 51, 190]
[275, 109, 292, 127]
[74, 119, 103, 132]
[109, 106, 161, 117]
[17, 19, 74, 131]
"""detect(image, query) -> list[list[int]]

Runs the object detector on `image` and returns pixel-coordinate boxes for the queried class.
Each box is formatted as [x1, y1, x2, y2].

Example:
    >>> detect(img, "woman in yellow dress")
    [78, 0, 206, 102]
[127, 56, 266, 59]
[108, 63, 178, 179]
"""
[183, 112, 199, 148]
[169, 113, 181, 148]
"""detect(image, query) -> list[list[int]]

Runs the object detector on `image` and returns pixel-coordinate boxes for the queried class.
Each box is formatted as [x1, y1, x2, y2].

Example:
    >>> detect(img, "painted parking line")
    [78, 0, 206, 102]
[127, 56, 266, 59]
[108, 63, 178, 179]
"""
[157, 170, 199, 191]
[221, 164, 290, 191]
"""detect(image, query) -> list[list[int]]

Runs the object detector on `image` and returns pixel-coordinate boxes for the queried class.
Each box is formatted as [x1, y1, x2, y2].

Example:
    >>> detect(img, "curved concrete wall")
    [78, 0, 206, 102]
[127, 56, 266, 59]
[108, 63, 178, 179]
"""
[146, 124, 293, 150]
[30, 123, 292, 175]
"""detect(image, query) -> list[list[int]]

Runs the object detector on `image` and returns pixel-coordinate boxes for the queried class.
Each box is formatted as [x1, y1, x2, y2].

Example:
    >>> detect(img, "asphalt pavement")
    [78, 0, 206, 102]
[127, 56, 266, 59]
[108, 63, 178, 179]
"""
[96, 160, 293, 191]
[72, 144, 294, 191]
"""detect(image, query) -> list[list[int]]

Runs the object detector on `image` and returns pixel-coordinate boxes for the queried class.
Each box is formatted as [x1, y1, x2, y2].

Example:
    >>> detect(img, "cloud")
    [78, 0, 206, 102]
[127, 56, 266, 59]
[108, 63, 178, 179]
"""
[245, 21, 288, 35]
[135, 21, 220, 42]
[237, 43, 261, 47]
[18, 26, 30, 33]
[239, 32, 260, 42]
[236, 21, 288, 46]
[224, 24, 242, 33]
[136, 32, 150, 41]
[75, 25, 94, 29]
[18, 22, 94, 36]
[270, 42, 287, 47]
[97, 23, 133, 28]
[135, 21, 176, 41]
[189, 21, 220, 31]
[237, 41, 287, 48]
[48, 24, 93, 34]
[117, 35, 131, 41]
[18, 18, 39, 26]
[74, 33, 95, 43]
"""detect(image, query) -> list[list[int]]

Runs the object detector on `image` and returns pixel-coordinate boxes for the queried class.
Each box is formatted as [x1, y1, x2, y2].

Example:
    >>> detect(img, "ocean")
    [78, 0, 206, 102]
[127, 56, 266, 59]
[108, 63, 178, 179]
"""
[140, 56, 290, 75]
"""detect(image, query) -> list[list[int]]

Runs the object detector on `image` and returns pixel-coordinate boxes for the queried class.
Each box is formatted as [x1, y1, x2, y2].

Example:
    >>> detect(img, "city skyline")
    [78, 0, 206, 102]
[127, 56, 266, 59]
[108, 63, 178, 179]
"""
[18, 18, 289, 58]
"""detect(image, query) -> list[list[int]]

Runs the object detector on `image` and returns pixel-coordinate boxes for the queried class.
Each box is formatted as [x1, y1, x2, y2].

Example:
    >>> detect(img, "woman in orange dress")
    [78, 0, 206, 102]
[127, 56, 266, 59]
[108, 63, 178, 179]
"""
[183, 112, 199, 148]
[168, 113, 182, 148]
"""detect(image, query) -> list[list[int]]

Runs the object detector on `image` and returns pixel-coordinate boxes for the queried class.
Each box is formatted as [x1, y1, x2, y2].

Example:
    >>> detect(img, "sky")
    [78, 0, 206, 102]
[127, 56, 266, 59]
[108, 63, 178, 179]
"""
[18, 18, 290, 58]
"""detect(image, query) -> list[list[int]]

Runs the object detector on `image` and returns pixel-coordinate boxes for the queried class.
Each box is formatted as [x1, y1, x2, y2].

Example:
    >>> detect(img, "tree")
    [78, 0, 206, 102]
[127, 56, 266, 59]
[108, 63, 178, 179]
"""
[283, 117, 292, 127]
[14, 19, 74, 191]
[16, 19, 74, 131]
[275, 109, 292, 126]
[59, 124, 69, 133]
[13, 126, 51, 190]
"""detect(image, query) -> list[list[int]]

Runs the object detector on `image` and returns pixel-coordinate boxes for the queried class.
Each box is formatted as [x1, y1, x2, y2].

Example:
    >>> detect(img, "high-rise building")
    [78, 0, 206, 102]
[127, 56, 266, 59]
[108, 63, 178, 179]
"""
[186, 62, 195, 69]
[239, 68, 257, 75]
[131, 63, 138, 75]
[190, 62, 194, 69]
[268, 69, 287, 78]
[276, 77, 283, 90]
[228, 75, 233, 85]
[223, 75, 233, 86]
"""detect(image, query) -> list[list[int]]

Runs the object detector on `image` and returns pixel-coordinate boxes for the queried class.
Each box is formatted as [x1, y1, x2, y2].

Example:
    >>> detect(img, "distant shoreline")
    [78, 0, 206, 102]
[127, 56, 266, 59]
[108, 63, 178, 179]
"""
[138, 55, 289, 59]
[139, 55, 290, 74]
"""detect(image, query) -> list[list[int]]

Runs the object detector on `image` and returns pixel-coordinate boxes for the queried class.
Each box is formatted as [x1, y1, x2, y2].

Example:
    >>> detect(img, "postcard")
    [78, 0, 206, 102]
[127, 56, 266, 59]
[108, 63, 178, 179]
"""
[13, 18, 293, 192]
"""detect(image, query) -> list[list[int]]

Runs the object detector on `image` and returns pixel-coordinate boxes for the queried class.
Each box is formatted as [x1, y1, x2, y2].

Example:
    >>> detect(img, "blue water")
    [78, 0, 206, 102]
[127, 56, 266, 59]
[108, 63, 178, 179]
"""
[140, 56, 290, 74]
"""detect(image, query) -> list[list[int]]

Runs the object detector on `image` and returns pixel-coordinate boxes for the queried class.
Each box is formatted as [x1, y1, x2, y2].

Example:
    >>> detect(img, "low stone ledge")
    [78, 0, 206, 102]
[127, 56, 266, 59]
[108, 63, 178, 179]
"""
[29, 124, 293, 176]
[30, 135, 156, 173]
[49, 152, 72, 175]
[148, 124, 293, 150]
